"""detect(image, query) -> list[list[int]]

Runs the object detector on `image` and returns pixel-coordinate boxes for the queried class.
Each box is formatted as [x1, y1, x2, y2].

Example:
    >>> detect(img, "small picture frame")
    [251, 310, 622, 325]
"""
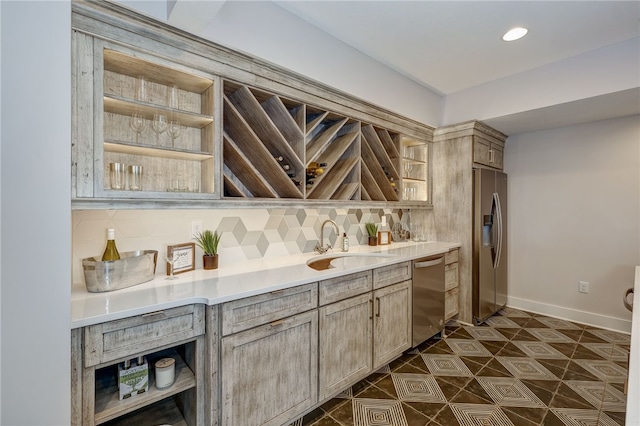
[167, 243, 195, 275]
[377, 230, 391, 246]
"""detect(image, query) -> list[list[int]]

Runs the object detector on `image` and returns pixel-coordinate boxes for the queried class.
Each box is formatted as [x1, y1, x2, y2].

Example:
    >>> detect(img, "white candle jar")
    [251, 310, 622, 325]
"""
[155, 357, 176, 389]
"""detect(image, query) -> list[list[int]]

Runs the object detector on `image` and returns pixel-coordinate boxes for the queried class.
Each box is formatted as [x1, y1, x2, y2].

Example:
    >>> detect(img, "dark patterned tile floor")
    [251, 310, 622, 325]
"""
[290, 307, 629, 426]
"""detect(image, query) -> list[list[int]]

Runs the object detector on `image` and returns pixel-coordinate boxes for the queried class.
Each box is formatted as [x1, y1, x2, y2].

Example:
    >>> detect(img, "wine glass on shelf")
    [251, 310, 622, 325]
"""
[167, 120, 182, 147]
[152, 113, 168, 145]
[164, 245, 178, 280]
[129, 112, 147, 144]
[404, 161, 413, 179]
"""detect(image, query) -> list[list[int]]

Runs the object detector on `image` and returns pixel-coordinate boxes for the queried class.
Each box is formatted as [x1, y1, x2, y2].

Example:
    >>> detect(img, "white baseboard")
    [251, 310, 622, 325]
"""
[506, 295, 632, 334]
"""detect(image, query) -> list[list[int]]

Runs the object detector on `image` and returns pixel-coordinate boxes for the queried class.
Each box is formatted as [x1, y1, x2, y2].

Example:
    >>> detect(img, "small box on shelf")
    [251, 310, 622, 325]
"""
[118, 356, 148, 400]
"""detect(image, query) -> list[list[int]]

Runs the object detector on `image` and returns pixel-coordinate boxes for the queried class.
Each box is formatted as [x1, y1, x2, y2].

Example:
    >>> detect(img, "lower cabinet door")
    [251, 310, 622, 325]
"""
[318, 292, 373, 401]
[373, 281, 412, 369]
[221, 310, 318, 426]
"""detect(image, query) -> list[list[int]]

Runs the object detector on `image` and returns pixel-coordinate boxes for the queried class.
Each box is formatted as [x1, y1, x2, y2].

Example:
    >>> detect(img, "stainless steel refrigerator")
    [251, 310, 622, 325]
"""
[473, 168, 508, 325]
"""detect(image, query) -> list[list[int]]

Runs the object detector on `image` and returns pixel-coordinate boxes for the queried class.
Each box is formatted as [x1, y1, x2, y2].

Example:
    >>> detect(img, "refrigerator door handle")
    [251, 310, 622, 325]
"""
[493, 192, 503, 270]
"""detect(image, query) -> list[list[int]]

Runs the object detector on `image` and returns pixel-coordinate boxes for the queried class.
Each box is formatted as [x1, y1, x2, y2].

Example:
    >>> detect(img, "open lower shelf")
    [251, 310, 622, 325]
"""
[94, 349, 196, 425]
[100, 396, 188, 426]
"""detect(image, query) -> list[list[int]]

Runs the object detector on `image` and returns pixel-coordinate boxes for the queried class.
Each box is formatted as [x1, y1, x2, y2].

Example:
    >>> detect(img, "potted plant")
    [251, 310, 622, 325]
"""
[365, 223, 378, 246]
[193, 230, 221, 270]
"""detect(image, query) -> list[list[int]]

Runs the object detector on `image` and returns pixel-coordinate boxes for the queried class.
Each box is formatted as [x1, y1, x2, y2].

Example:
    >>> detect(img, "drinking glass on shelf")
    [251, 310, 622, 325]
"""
[135, 75, 147, 102]
[152, 113, 168, 145]
[168, 85, 179, 110]
[129, 112, 147, 144]
[165, 245, 178, 280]
[404, 161, 413, 179]
[167, 120, 182, 146]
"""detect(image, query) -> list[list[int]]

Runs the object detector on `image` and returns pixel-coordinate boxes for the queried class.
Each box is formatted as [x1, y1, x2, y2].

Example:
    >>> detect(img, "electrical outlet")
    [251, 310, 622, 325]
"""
[191, 220, 202, 238]
[579, 281, 589, 294]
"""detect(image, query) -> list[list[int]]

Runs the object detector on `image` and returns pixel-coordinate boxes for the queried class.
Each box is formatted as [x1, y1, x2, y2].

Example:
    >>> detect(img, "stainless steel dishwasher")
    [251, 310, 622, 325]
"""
[412, 255, 445, 347]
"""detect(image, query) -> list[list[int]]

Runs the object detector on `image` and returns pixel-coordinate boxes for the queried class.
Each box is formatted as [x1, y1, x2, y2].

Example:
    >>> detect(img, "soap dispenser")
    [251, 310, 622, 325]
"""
[341, 233, 349, 252]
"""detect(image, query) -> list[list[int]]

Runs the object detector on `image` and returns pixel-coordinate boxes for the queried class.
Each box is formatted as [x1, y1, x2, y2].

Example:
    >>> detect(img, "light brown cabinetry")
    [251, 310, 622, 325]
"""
[318, 267, 411, 401]
[444, 248, 460, 320]
[71, 305, 206, 426]
[372, 280, 412, 369]
[72, 1, 434, 208]
[433, 121, 507, 324]
[219, 284, 319, 426]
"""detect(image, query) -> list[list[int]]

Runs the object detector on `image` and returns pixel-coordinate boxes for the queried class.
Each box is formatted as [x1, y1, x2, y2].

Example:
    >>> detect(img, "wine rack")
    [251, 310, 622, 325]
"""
[221, 80, 430, 203]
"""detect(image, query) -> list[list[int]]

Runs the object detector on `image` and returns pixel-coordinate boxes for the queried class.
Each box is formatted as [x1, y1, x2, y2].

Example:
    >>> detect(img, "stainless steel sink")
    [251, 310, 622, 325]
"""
[306, 253, 392, 271]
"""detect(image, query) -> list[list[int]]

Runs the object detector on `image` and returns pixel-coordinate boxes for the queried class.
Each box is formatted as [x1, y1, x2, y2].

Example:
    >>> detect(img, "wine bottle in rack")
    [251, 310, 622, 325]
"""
[274, 155, 291, 171]
[274, 155, 284, 162]
[291, 179, 302, 186]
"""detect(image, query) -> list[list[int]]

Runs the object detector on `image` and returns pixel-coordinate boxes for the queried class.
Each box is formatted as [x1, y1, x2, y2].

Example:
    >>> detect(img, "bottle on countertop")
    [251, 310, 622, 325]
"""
[341, 233, 349, 252]
[101, 228, 120, 261]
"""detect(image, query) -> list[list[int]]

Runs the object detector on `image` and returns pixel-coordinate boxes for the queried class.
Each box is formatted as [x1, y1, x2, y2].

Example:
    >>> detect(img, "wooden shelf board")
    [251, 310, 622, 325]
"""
[261, 95, 305, 158]
[332, 182, 360, 200]
[104, 96, 213, 129]
[361, 162, 386, 201]
[94, 351, 195, 425]
[223, 173, 249, 198]
[104, 141, 213, 161]
[99, 396, 187, 426]
[104, 49, 212, 93]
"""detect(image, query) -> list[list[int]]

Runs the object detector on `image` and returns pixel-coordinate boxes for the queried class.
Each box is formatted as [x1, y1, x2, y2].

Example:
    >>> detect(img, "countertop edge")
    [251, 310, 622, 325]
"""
[71, 241, 460, 328]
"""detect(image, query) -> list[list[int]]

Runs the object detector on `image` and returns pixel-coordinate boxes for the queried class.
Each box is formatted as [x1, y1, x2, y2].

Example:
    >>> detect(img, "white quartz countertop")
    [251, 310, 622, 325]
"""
[71, 240, 459, 328]
[626, 266, 639, 425]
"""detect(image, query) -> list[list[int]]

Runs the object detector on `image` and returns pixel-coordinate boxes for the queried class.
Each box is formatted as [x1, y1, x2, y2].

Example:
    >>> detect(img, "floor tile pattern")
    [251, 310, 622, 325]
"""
[291, 308, 630, 426]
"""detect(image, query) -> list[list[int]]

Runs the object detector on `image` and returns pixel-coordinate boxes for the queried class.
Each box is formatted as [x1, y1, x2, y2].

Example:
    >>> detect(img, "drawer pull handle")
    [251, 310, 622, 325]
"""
[369, 299, 373, 319]
[375, 297, 381, 317]
[142, 310, 165, 317]
[270, 289, 285, 295]
[270, 319, 284, 327]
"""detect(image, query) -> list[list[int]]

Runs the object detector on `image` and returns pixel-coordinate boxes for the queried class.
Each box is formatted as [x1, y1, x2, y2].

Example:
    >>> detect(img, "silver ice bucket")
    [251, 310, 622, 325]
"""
[83, 250, 158, 293]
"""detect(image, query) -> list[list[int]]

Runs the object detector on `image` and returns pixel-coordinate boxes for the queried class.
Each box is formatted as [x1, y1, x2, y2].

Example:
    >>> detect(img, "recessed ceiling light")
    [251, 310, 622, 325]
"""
[502, 27, 528, 42]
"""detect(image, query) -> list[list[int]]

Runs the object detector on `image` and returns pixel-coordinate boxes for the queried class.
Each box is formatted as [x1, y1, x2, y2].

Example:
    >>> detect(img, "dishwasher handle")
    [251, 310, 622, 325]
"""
[414, 257, 444, 268]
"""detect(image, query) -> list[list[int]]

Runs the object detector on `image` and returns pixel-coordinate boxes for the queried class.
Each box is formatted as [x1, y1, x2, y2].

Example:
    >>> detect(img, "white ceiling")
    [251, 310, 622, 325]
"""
[274, 1, 640, 95]
[128, 0, 640, 134]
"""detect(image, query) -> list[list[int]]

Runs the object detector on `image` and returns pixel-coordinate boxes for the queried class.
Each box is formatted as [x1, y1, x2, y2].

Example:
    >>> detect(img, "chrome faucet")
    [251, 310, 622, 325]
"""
[315, 219, 339, 254]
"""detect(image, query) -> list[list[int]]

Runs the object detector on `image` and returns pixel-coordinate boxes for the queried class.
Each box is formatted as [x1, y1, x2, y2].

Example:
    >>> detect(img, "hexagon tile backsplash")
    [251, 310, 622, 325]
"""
[72, 207, 428, 284]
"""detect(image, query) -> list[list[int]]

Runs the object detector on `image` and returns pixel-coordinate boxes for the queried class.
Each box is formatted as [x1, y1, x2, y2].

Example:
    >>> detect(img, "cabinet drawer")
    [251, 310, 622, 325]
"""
[444, 249, 458, 265]
[445, 288, 459, 320]
[319, 270, 372, 306]
[373, 261, 411, 290]
[445, 263, 459, 292]
[84, 304, 205, 367]
[222, 283, 318, 336]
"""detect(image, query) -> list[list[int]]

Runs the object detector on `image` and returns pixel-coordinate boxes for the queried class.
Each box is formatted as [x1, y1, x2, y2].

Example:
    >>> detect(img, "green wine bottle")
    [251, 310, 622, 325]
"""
[101, 228, 121, 261]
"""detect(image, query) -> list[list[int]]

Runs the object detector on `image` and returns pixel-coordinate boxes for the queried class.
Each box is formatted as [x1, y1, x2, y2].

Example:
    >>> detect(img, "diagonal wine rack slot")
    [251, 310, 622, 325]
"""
[223, 96, 302, 198]
[307, 157, 359, 199]
[333, 182, 360, 200]
[305, 108, 329, 137]
[362, 125, 400, 181]
[223, 133, 278, 198]
[306, 116, 349, 162]
[376, 128, 401, 161]
[361, 162, 386, 201]
[261, 95, 305, 160]
[361, 140, 399, 201]
[223, 173, 248, 198]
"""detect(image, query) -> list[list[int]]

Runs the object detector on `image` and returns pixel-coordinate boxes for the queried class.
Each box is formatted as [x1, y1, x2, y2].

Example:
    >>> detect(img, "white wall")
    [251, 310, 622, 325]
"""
[505, 115, 640, 332]
[443, 38, 640, 126]
[0, 1, 71, 424]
